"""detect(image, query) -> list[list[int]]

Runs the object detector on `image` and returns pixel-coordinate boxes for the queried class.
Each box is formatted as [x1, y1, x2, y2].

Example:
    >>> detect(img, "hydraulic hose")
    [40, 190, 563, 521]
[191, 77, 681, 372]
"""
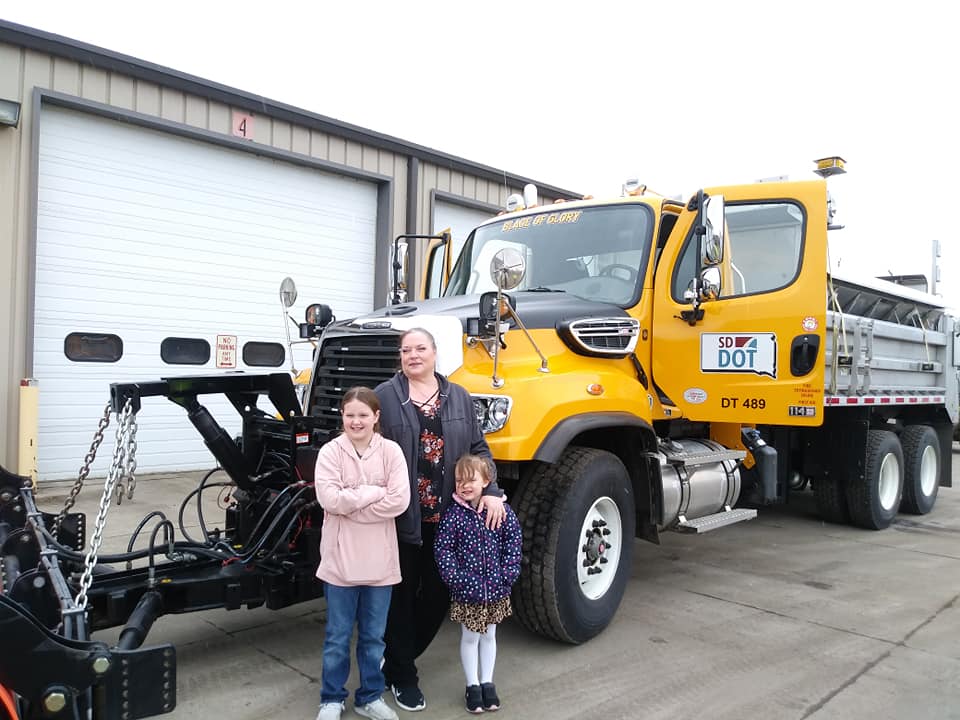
[116, 590, 163, 650]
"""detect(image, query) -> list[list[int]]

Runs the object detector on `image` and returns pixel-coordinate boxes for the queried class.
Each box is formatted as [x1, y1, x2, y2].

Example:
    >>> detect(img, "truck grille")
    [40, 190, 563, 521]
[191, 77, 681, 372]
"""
[568, 318, 640, 355]
[309, 332, 400, 428]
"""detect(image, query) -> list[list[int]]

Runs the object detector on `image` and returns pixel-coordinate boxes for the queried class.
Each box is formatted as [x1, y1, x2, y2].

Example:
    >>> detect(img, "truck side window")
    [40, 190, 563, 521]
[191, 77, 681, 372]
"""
[671, 201, 805, 301]
[723, 202, 804, 297]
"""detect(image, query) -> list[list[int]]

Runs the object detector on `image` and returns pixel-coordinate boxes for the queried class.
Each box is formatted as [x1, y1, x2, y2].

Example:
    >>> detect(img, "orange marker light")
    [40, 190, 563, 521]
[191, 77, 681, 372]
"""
[586, 383, 604, 396]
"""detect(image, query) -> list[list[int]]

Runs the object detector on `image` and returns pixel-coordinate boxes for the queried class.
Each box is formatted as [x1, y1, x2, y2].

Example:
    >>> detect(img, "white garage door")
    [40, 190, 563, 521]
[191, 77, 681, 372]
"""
[432, 199, 496, 265]
[34, 107, 378, 480]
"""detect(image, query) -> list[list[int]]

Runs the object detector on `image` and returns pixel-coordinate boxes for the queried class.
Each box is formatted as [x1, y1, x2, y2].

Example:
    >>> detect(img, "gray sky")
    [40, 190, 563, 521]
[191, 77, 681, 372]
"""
[5, 0, 958, 308]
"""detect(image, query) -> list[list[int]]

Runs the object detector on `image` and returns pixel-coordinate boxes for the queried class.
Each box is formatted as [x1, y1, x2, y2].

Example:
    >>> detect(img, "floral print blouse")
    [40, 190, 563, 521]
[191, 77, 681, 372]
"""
[416, 397, 444, 523]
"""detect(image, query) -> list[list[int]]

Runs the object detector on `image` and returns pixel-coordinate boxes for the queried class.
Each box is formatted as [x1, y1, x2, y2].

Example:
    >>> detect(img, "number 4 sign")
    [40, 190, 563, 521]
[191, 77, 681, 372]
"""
[232, 111, 254, 140]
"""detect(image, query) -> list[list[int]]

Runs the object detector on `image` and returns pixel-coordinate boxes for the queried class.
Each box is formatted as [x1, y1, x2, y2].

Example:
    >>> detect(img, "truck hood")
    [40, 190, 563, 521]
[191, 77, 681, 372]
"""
[328, 293, 631, 377]
[356, 292, 629, 332]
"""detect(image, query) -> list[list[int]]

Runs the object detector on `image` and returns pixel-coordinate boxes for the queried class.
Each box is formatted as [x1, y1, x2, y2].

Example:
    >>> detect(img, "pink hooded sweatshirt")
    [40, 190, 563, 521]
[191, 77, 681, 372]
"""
[314, 432, 410, 587]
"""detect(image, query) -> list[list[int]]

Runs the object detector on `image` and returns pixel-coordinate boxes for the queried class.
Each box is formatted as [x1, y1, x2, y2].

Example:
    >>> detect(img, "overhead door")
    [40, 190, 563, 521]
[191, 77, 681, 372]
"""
[34, 106, 378, 480]
[432, 199, 496, 264]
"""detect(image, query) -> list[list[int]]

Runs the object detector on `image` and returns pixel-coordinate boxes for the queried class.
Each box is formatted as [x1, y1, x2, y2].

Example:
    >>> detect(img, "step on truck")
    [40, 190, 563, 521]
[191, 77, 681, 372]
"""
[304, 161, 958, 643]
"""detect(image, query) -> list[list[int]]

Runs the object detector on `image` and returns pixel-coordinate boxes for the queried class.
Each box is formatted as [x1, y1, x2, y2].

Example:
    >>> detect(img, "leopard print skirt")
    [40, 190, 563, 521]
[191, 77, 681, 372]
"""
[450, 596, 512, 633]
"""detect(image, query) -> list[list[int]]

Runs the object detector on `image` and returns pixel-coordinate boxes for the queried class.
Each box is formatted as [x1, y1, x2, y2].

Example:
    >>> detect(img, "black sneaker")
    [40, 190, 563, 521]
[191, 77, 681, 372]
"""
[480, 683, 500, 712]
[465, 685, 484, 714]
[390, 683, 426, 712]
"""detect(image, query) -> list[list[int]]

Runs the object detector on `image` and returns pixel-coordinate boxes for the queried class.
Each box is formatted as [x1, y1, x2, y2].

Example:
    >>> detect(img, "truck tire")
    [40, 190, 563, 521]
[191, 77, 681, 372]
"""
[846, 429, 903, 530]
[512, 446, 635, 644]
[899, 425, 940, 515]
[812, 474, 849, 524]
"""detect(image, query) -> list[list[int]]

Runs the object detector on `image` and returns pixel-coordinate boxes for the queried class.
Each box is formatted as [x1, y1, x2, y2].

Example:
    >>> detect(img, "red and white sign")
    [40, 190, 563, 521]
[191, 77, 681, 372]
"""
[216, 335, 237, 368]
[232, 111, 254, 140]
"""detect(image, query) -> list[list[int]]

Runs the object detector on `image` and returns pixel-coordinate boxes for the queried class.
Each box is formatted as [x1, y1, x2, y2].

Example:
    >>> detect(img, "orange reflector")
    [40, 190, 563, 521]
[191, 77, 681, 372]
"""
[586, 383, 604, 396]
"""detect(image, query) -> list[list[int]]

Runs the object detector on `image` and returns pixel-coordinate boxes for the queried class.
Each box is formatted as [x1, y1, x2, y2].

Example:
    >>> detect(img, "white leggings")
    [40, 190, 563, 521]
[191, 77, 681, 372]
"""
[459, 624, 497, 686]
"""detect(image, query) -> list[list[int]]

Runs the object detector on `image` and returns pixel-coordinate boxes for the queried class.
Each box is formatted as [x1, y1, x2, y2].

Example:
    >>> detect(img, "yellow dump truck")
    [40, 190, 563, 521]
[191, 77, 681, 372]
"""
[303, 166, 959, 643]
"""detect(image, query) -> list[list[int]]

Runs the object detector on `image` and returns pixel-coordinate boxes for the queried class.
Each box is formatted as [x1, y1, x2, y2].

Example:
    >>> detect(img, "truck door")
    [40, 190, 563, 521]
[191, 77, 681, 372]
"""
[422, 229, 453, 299]
[651, 180, 828, 426]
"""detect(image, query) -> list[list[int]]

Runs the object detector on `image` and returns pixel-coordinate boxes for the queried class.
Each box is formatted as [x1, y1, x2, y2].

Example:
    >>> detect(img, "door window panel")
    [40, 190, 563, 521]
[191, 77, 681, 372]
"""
[672, 201, 804, 300]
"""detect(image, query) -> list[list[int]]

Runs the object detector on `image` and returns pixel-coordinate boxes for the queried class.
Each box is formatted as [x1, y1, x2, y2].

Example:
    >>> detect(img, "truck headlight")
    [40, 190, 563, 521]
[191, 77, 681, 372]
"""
[472, 395, 512, 434]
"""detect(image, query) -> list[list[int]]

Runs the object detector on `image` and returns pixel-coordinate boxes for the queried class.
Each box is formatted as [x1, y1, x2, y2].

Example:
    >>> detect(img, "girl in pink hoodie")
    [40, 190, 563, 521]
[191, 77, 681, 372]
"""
[314, 386, 410, 720]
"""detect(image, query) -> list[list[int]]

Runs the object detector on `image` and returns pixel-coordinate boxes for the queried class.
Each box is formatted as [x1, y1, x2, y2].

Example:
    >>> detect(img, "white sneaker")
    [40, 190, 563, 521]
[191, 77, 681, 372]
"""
[316, 701, 345, 720]
[355, 697, 398, 720]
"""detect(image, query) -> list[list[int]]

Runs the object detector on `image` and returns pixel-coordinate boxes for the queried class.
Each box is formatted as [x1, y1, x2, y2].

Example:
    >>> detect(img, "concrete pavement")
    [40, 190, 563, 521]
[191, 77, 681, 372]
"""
[35, 445, 960, 720]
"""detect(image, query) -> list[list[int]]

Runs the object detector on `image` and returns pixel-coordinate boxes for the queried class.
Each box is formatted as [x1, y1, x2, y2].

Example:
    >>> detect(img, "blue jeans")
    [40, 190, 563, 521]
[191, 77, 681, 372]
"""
[322, 583, 392, 706]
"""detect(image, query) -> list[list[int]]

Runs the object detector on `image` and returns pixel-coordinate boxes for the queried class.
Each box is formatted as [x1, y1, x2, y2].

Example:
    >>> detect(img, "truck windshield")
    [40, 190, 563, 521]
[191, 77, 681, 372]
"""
[444, 204, 653, 305]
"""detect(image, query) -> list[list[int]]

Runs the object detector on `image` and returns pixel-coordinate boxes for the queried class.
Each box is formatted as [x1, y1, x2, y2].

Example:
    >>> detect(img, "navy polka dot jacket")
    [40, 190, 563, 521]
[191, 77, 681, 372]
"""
[434, 495, 522, 605]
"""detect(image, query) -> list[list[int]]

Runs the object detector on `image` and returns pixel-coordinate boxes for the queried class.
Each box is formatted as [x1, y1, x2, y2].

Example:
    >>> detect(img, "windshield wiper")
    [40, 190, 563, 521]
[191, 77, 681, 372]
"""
[527, 286, 566, 293]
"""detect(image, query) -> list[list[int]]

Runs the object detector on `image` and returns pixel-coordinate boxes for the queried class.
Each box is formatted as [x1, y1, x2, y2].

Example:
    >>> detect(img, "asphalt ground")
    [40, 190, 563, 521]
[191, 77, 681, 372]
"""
[34, 444, 960, 720]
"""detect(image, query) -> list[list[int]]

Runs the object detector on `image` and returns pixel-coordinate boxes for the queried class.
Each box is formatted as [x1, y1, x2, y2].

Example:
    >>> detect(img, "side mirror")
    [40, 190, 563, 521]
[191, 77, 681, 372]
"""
[279, 277, 300, 373]
[279, 277, 298, 308]
[490, 247, 526, 291]
[700, 266, 721, 300]
[300, 303, 334, 337]
[391, 239, 409, 305]
[701, 194, 725, 265]
[479, 291, 516, 324]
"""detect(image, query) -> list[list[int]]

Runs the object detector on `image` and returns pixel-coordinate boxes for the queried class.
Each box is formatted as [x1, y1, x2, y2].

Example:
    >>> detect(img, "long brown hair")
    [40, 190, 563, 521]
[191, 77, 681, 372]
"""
[340, 386, 381, 433]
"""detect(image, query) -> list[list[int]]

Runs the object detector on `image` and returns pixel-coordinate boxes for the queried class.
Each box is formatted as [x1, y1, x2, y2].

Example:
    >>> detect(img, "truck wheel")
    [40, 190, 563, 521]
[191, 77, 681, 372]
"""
[812, 474, 849, 524]
[899, 425, 940, 514]
[512, 446, 635, 644]
[846, 429, 903, 530]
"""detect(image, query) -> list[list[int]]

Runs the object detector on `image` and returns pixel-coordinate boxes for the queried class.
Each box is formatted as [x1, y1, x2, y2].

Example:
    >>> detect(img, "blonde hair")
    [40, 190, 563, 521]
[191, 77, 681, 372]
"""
[399, 327, 437, 349]
[455, 454, 492, 485]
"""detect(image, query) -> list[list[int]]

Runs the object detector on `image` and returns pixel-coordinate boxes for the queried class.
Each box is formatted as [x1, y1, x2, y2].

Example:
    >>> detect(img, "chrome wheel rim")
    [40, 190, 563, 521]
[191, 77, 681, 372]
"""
[576, 496, 622, 600]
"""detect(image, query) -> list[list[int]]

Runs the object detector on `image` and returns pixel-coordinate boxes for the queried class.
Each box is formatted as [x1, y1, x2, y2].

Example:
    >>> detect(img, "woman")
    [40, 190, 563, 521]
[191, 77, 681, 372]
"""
[375, 327, 506, 712]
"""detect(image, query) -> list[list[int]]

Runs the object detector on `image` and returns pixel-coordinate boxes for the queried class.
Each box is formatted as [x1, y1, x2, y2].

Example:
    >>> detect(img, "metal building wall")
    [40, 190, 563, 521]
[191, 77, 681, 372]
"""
[0, 42, 35, 477]
[0, 43, 405, 471]
[0, 23, 578, 472]
[418, 161, 561, 227]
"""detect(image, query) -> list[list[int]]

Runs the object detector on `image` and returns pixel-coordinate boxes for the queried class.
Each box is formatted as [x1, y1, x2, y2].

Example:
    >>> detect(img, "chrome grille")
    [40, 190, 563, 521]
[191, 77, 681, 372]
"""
[308, 332, 400, 429]
[569, 318, 640, 355]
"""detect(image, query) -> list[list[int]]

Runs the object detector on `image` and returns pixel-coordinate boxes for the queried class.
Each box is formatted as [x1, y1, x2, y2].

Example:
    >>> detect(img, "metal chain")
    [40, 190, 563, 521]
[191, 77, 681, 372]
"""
[115, 410, 139, 504]
[53, 402, 112, 536]
[75, 398, 133, 611]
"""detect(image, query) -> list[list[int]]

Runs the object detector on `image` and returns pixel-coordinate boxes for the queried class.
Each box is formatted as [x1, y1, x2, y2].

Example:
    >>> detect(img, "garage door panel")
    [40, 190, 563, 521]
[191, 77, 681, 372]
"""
[36, 205, 375, 261]
[35, 107, 378, 480]
[432, 200, 496, 266]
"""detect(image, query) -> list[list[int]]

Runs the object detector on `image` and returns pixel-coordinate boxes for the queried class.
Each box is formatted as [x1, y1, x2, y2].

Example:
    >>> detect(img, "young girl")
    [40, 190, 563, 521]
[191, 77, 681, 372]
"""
[434, 454, 522, 713]
[314, 386, 411, 720]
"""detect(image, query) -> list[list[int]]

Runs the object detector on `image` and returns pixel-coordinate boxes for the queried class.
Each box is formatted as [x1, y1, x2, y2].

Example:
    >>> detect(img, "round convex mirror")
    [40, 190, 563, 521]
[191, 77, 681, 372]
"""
[279, 277, 298, 308]
[490, 248, 526, 291]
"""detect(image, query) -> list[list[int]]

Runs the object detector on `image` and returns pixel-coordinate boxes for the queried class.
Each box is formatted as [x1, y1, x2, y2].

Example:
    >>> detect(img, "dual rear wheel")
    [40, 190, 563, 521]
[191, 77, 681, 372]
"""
[817, 425, 941, 529]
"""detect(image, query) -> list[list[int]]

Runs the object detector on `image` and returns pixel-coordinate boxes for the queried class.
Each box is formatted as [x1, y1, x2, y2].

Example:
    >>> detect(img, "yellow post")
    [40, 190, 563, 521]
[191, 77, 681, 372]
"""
[18, 378, 38, 490]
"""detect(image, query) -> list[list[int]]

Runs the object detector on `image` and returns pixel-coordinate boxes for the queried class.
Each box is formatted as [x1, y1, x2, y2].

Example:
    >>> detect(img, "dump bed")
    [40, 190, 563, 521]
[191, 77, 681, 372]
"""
[824, 273, 960, 425]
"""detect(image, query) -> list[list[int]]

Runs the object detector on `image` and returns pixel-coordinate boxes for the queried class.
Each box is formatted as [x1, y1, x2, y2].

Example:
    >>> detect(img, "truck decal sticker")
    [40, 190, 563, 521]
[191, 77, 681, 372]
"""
[683, 387, 708, 404]
[700, 333, 777, 378]
[501, 210, 582, 232]
[721, 397, 766, 409]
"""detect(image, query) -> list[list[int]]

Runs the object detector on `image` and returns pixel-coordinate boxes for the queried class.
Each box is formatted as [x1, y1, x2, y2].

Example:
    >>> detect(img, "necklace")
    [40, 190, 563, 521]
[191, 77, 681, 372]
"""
[410, 386, 439, 408]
